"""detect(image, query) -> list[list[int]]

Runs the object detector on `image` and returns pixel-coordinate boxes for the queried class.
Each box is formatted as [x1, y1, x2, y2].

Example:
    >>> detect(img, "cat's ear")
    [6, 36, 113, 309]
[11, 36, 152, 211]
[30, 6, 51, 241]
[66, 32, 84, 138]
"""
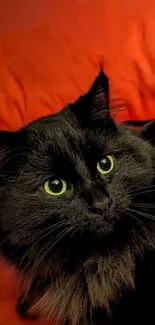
[140, 120, 155, 145]
[70, 70, 112, 127]
[88, 69, 109, 119]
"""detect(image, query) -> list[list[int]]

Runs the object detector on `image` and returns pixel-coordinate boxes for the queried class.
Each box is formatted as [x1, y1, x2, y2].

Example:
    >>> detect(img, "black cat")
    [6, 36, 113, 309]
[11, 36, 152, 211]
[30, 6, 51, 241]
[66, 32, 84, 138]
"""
[1, 71, 155, 325]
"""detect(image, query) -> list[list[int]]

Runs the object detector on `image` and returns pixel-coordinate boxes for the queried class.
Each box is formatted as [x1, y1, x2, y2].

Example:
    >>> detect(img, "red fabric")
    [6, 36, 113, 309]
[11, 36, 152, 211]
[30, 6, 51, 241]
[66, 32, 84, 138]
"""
[0, 0, 155, 324]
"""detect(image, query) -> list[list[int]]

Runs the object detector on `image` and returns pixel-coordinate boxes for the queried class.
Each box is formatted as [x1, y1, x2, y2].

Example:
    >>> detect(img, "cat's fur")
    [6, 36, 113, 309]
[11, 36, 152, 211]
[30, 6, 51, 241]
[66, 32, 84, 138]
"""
[1, 71, 155, 324]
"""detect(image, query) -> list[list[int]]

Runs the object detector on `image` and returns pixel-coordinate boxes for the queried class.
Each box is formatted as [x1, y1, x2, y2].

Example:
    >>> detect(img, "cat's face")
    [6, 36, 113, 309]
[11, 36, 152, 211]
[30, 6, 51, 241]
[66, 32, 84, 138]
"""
[0, 115, 154, 245]
[1, 71, 155, 323]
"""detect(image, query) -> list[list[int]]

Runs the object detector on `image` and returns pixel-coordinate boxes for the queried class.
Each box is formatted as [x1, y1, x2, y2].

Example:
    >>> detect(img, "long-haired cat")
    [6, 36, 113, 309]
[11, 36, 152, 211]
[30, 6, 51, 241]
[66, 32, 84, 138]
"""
[1, 71, 155, 325]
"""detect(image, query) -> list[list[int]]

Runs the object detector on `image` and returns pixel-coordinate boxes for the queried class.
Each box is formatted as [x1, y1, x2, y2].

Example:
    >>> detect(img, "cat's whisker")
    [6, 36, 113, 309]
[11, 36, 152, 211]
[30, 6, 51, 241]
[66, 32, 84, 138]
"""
[125, 210, 140, 223]
[11, 221, 67, 260]
[30, 226, 74, 275]
[132, 203, 155, 209]
[19, 220, 68, 269]
[36, 220, 67, 235]
[130, 189, 155, 197]
[69, 227, 79, 239]
[128, 185, 155, 196]
[12, 217, 65, 231]
[128, 208, 155, 221]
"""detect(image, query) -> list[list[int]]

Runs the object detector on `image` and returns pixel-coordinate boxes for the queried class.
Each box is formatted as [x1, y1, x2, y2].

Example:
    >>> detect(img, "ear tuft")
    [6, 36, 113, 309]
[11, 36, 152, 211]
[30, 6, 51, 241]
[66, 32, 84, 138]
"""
[90, 69, 109, 109]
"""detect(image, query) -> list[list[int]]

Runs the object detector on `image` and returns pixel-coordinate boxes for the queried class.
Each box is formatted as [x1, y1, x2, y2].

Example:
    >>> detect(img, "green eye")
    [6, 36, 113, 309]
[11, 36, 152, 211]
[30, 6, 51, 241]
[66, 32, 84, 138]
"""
[43, 178, 67, 196]
[97, 155, 115, 175]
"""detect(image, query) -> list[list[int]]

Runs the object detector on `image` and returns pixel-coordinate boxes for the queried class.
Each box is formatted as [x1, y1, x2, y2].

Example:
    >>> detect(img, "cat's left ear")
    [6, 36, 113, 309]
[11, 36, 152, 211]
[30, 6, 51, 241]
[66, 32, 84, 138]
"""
[88, 69, 109, 119]
[70, 70, 111, 126]
[140, 120, 155, 145]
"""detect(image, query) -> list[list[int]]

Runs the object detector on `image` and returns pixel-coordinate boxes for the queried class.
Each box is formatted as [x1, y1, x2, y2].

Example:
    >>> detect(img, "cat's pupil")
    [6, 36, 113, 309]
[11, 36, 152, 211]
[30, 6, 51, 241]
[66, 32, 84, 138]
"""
[99, 157, 111, 171]
[49, 179, 63, 193]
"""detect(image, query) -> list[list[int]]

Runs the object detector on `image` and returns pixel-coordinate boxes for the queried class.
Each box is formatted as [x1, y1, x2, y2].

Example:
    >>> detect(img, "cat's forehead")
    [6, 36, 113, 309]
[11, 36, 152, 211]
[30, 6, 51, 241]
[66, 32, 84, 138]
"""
[25, 112, 145, 159]
[26, 112, 87, 158]
[28, 110, 79, 135]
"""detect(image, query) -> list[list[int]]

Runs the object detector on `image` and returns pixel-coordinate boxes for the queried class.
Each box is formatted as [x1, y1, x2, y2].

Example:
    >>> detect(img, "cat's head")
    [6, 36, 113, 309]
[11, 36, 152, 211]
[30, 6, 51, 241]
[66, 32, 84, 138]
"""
[1, 71, 155, 323]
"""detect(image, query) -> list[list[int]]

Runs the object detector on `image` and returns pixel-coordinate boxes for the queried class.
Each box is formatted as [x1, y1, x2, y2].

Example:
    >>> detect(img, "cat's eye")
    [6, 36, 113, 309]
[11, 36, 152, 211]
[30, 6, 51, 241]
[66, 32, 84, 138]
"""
[43, 178, 67, 196]
[97, 155, 115, 175]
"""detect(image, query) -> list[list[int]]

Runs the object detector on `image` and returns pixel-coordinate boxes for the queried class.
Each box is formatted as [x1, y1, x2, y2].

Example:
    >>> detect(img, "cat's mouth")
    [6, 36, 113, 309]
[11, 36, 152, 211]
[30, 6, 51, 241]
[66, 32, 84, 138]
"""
[31, 215, 135, 277]
[68, 207, 128, 240]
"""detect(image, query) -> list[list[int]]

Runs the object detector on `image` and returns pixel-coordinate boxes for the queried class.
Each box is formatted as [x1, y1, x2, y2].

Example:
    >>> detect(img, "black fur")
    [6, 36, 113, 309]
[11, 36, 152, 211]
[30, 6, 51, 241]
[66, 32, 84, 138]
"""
[1, 71, 155, 324]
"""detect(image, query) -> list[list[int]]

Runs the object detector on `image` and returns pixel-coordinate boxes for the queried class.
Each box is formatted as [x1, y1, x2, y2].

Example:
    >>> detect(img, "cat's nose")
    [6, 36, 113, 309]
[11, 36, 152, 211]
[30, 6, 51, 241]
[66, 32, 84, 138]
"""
[89, 196, 109, 215]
